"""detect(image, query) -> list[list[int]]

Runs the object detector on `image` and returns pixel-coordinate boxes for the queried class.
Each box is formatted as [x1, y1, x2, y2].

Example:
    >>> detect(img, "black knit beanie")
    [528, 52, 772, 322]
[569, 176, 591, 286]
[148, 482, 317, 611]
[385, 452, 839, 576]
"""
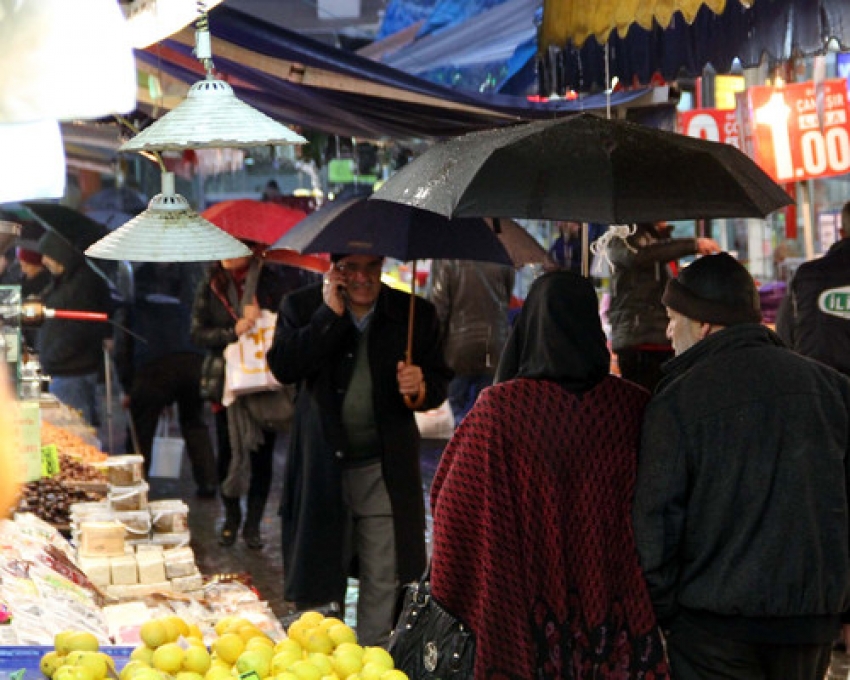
[662, 252, 762, 326]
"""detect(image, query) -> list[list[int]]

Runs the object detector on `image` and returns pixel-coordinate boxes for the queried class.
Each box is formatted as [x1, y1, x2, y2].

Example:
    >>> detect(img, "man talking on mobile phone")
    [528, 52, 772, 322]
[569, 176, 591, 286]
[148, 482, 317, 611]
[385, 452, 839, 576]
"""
[267, 252, 452, 645]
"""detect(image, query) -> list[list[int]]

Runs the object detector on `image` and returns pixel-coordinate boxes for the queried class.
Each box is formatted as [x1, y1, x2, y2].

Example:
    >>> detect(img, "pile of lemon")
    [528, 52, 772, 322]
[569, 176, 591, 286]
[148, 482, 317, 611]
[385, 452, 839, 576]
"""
[39, 631, 115, 680]
[39, 613, 408, 680]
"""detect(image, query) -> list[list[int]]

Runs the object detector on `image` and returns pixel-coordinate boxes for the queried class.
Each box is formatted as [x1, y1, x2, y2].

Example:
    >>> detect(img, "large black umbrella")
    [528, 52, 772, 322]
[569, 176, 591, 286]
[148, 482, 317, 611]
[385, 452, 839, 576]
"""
[23, 202, 120, 289]
[269, 197, 517, 391]
[371, 112, 794, 224]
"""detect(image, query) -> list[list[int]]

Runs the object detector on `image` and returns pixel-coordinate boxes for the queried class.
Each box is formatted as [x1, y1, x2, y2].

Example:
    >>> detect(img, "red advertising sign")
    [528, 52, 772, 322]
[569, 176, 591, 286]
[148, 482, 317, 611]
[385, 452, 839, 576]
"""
[678, 109, 740, 148]
[744, 79, 850, 182]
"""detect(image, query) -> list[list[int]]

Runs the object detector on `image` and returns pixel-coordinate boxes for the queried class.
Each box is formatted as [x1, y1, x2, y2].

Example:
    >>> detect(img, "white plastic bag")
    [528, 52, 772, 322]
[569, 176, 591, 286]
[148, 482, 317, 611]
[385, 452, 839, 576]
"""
[150, 412, 185, 479]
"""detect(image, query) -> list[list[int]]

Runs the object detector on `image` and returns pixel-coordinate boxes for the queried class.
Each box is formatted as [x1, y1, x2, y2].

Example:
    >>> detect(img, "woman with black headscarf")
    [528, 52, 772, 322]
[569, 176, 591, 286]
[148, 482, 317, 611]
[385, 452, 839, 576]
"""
[428, 271, 669, 679]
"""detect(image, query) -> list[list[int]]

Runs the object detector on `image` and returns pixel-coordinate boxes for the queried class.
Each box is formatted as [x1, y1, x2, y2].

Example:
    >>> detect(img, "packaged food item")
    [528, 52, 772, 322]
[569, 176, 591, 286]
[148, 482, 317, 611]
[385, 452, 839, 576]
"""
[97, 455, 144, 486]
[114, 510, 152, 538]
[170, 571, 203, 592]
[150, 530, 190, 550]
[77, 521, 126, 557]
[163, 546, 197, 579]
[108, 481, 149, 512]
[148, 500, 189, 533]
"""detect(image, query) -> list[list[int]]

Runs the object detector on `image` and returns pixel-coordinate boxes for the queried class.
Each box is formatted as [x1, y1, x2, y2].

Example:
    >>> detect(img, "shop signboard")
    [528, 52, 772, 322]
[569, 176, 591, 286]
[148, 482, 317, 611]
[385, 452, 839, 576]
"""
[743, 79, 850, 183]
[679, 109, 740, 148]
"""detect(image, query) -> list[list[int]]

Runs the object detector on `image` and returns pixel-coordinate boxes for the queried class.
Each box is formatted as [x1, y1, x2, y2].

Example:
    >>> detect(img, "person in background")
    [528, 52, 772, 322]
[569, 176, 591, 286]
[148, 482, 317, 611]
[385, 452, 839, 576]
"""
[429, 259, 515, 426]
[607, 221, 719, 391]
[548, 220, 607, 273]
[267, 253, 451, 646]
[429, 271, 669, 679]
[776, 200, 850, 378]
[36, 229, 113, 427]
[15, 244, 51, 351]
[191, 247, 288, 548]
[261, 179, 283, 203]
[634, 253, 850, 680]
[114, 262, 217, 497]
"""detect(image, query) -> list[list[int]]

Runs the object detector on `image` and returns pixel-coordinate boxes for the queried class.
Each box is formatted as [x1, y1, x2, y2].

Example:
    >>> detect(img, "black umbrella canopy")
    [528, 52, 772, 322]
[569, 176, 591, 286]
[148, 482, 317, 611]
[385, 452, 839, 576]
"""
[23, 202, 119, 288]
[371, 112, 794, 224]
[269, 197, 513, 266]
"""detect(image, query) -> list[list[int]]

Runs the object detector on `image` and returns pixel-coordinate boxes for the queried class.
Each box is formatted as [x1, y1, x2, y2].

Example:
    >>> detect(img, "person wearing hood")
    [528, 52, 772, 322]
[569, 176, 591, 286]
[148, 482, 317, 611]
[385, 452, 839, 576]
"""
[634, 253, 850, 680]
[36, 229, 113, 427]
[428, 270, 669, 679]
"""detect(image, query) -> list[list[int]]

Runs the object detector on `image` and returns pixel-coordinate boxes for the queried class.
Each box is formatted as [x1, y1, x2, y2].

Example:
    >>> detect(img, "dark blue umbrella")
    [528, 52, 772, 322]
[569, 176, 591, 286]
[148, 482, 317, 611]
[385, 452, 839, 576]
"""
[269, 196, 515, 380]
[269, 196, 513, 265]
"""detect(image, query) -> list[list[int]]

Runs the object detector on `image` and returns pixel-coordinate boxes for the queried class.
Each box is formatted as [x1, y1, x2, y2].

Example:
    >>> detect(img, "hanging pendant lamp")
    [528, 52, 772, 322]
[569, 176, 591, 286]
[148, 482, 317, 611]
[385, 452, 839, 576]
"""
[119, 7, 306, 152]
[85, 172, 251, 262]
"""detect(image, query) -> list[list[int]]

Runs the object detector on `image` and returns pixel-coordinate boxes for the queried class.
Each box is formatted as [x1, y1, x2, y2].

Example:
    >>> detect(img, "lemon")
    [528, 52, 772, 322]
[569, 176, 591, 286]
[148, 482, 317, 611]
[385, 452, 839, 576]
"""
[306, 655, 332, 677]
[183, 646, 212, 675]
[359, 649, 392, 672]
[174, 672, 204, 680]
[285, 621, 312, 648]
[235, 650, 272, 679]
[223, 618, 252, 635]
[152, 643, 185, 675]
[357, 665, 384, 680]
[71, 651, 108, 680]
[303, 631, 333, 655]
[119, 661, 149, 680]
[212, 633, 245, 666]
[332, 644, 362, 660]
[331, 650, 362, 680]
[378, 672, 407, 680]
[129, 646, 154, 666]
[245, 636, 275, 652]
[289, 661, 321, 680]
[326, 624, 356, 648]
[132, 668, 165, 680]
[140, 621, 170, 649]
[272, 674, 299, 680]
[273, 639, 303, 658]
[204, 667, 232, 680]
[40, 651, 66, 678]
[167, 616, 191, 638]
[270, 650, 302, 676]
[296, 612, 325, 628]
[55, 632, 76, 655]
[316, 618, 343, 632]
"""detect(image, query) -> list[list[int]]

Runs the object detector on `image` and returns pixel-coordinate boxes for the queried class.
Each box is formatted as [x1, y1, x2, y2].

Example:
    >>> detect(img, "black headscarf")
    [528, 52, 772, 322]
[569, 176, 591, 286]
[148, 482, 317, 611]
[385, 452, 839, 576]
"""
[495, 270, 610, 393]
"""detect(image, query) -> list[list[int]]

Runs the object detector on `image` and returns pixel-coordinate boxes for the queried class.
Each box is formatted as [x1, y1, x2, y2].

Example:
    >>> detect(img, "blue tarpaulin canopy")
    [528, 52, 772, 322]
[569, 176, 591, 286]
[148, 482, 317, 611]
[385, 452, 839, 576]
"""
[135, 5, 667, 142]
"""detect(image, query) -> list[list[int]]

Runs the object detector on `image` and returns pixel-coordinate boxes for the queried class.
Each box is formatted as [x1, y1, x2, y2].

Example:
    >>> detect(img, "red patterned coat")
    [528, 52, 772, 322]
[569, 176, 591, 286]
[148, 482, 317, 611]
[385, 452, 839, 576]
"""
[430, 375, 669, 680]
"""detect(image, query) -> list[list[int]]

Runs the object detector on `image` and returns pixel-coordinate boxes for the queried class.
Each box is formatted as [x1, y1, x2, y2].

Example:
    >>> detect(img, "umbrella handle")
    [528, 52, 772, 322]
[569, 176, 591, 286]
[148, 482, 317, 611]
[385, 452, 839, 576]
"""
[403, 261, 425, 410]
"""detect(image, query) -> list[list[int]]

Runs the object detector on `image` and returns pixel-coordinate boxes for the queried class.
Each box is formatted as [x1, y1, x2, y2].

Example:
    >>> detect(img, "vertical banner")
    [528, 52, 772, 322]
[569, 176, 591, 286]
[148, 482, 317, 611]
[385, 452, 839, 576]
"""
[744, 79, 850, 183]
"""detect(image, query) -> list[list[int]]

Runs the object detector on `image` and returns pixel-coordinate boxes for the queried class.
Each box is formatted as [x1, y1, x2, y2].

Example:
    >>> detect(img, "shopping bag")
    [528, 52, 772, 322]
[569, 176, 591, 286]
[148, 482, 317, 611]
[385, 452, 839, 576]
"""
[150, 411, 185, 479]
[222, 309, 282, 407]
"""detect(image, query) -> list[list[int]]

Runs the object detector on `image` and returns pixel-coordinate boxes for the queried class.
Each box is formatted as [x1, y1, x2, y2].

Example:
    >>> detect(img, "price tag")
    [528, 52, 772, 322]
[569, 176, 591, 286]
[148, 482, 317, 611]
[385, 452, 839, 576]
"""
[41, 444, 60, 478]
[745, 79, 850, 182]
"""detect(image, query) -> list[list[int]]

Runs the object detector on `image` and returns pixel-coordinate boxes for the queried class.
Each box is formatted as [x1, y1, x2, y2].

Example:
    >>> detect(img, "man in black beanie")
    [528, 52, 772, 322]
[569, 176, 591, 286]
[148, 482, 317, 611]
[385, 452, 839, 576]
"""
[633, 252, 850, 680]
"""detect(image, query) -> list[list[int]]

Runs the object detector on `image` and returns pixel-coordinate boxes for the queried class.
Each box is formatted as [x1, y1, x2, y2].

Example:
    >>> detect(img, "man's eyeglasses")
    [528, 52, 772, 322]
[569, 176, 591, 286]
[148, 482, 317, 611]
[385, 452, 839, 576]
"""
[336, 260, 383, 276]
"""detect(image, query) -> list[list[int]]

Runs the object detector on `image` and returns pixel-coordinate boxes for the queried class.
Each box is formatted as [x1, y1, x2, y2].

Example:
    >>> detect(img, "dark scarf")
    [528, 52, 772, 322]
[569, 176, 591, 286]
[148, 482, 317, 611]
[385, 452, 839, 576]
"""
[495, 270, 610, 392]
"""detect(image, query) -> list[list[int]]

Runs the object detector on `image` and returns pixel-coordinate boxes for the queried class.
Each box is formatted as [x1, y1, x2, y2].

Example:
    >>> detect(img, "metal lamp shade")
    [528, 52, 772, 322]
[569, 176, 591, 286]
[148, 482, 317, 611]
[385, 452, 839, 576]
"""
[85, 174, 251, 262]
[119, 78, 306, 152]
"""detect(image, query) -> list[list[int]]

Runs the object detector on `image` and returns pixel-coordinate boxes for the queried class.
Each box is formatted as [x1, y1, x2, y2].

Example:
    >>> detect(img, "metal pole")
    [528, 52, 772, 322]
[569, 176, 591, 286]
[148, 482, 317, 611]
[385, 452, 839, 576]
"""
[103, 345, 114, 454]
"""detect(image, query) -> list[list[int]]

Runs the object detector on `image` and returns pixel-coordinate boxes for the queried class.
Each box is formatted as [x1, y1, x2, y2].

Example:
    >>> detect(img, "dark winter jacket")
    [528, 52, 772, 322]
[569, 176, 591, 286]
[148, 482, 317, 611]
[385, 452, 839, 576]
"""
[634, 323, 850, 644]
[190, 261, 288, 404]
[776, 238, 850, 377]
[36, 236, 113, 377]
[267, 282, 451, 603]
[429, 259, 514, 376]
[607, 226, 698, 351]
[114, 262, 204, 393]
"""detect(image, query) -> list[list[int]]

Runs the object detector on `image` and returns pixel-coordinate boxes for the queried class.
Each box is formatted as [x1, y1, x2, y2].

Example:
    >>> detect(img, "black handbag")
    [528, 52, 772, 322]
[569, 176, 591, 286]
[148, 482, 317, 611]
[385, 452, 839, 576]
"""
[388, 571, 475, 679]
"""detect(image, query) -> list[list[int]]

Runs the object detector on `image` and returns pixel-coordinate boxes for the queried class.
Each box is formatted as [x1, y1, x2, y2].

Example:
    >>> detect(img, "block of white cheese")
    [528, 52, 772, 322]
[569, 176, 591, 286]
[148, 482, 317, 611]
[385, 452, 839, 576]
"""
[110, 554, 138, 585]
[78, 556, 111, 587]
[136, 550, 166, 584]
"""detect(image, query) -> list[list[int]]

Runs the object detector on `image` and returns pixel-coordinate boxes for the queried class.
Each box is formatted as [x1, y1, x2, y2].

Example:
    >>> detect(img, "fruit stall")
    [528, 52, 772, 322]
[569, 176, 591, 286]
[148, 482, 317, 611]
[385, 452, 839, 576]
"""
[1, 400, 411, 680]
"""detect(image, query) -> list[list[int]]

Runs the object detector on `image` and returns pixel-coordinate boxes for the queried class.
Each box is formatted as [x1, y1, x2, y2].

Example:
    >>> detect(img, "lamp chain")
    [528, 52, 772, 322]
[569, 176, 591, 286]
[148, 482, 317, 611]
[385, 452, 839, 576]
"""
[194, 1, 215, 77]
